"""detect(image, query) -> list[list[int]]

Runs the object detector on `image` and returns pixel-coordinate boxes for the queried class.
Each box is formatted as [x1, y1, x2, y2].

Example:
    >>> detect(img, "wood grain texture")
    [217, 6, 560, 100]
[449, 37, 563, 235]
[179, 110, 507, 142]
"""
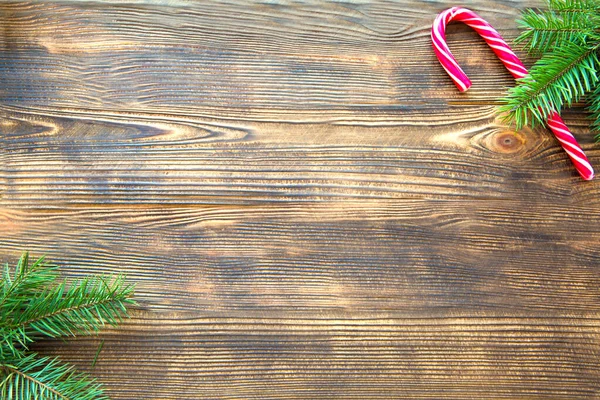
[2, 0, 600, 398]
[33, 312, 600, 399]
[2, 201, 600, 313]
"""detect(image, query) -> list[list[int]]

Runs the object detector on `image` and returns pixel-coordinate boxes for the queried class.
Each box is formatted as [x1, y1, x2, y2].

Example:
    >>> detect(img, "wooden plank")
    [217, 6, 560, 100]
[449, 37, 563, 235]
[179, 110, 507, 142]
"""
[2, 105, 599, 207]
[1, 1, 598, 206]
[2, 0, 600, 399]
[0, 1, 533, 114]
[34, 313, 600, 399]
[2, 201, 600, 313]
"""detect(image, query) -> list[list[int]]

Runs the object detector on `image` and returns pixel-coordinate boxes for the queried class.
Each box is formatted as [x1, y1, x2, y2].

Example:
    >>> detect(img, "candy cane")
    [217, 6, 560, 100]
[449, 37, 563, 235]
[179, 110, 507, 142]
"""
[432, 7, 594, 181]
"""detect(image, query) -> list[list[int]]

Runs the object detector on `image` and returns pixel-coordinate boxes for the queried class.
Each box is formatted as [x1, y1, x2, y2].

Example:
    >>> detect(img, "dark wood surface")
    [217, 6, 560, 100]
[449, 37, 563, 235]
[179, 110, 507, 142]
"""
[2, 0, 600, 398]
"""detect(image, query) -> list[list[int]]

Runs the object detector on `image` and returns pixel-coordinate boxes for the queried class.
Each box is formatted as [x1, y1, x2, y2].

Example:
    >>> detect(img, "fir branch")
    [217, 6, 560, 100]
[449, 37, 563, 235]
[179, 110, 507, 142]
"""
[0, 254, 58, 316]
[12, 275, 135, 339]
[548, 0, 600, 12]
[1, 254, 60, 356]
[516, 8, 598, 54]
[500, 41, 600, 128]
[0, 329, 27, 360]
[586, 77, 600, 132]
[0, 353, 108, 400]
[0, 253, 135, 400]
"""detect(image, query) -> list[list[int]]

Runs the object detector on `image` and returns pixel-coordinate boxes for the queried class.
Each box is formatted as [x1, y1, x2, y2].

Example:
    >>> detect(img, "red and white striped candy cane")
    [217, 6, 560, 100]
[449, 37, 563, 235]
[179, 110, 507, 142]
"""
[432, 6, 594, 180]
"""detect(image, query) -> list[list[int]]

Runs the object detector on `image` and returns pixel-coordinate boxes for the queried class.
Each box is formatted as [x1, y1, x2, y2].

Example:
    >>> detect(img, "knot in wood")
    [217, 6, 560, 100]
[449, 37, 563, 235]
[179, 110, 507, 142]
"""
[492, 131, 524, 154]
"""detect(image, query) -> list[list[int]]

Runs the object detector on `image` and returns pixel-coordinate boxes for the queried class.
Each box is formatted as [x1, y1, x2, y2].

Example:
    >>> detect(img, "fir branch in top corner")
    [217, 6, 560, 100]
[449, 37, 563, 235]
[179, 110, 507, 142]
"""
[516, 7, 598, 54]
[501, 0, 600, 134]
[500, 40, 600, 129]
[548, 0, 600, 13]
[585, 76, 600, 135]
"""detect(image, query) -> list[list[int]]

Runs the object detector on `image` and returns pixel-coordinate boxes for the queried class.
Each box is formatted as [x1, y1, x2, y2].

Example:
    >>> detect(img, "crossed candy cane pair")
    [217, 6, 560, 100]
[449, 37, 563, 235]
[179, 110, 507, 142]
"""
[432, 7, 594, 180]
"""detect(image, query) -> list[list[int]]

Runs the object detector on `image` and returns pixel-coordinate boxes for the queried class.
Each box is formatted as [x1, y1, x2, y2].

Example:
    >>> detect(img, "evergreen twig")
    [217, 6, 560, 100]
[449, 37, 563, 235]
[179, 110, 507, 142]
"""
[0, 253, 135, 400]
[501, 0, 600, 136]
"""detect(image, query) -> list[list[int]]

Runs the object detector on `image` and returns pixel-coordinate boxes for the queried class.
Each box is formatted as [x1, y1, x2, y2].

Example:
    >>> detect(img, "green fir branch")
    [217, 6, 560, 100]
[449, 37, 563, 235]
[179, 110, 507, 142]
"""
[500, 41, 600, 129]
[516, 8, 598, 54]
[13, 275, 135, 339]
[0, 328, 28, 360]
[1, 254, 58, 316]
[0, 253, 135, 400]
[1, 254, 60, 357]
[0, 353, 108, 400]
[586, 77, 600, 132]
[548, 0, 600, 12]
[502, 0, 600, 137]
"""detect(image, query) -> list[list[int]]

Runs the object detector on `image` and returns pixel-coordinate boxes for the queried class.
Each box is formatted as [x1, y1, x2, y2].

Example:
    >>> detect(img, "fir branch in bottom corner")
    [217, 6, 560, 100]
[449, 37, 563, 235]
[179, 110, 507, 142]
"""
[0, 354, 109, 400]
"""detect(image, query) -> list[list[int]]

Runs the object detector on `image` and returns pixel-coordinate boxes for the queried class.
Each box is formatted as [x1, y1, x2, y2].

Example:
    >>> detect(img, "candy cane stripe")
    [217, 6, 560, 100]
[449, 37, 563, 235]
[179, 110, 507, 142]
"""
[432, 7, 594, 180]
[546, 122, 575, 139]
[486, 44, 518, 56]
[555, 136, 587, 153]
[554, 136, 587, 156]
[502, 59, 527, 71]
[561, 149, 594, 176]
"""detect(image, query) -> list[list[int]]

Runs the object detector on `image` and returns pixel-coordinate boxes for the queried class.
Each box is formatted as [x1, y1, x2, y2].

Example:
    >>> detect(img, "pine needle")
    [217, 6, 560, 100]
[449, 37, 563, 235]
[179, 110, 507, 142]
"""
[91, 340, 105, 369]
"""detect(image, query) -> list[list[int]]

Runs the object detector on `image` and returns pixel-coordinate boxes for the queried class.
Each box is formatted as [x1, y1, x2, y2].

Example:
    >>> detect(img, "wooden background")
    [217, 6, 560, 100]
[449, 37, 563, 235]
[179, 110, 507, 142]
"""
[2, 0, 600, 398]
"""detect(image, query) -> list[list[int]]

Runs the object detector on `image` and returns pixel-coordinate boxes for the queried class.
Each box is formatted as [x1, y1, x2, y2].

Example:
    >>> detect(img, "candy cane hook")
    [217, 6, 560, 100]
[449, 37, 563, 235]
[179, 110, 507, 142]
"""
[432, 7, 594, 180]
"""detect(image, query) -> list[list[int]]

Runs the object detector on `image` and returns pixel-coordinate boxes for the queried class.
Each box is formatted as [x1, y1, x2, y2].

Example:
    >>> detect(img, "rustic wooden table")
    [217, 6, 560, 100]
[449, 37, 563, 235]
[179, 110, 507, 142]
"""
[2, 0, 600, 398]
